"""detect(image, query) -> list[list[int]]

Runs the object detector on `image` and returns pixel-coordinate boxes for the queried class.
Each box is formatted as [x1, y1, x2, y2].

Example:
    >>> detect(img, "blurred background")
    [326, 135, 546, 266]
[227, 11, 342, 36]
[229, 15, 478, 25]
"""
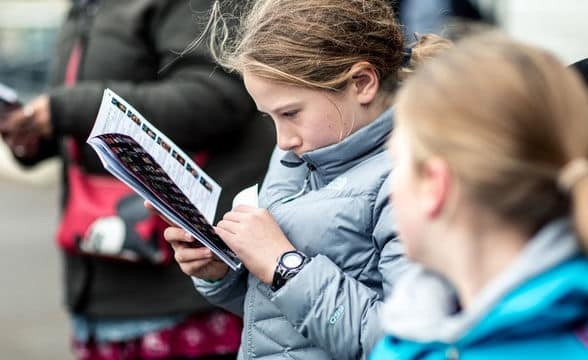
[0, 0, 587, 359]
[1, 1, 70, 359]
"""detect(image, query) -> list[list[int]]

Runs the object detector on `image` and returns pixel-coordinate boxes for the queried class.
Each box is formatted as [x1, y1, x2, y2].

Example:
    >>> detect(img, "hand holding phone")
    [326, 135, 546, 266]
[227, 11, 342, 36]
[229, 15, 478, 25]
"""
[0, 85, 47, 157]
[0, 82, 21, 118]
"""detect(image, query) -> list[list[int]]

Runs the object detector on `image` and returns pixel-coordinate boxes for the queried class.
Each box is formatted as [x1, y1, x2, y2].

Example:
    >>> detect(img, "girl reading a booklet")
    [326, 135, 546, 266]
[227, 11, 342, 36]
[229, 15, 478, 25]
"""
[161, 0, 451, 359]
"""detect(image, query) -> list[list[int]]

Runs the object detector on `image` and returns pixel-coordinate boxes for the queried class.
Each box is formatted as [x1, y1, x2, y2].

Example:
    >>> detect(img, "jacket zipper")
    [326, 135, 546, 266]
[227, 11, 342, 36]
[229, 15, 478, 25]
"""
[266, 164, 315, 212]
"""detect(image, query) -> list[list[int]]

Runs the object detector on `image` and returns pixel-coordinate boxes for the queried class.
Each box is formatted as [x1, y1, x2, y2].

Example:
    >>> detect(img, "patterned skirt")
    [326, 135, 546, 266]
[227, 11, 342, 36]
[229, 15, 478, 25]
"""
[72, 310, 242, 360]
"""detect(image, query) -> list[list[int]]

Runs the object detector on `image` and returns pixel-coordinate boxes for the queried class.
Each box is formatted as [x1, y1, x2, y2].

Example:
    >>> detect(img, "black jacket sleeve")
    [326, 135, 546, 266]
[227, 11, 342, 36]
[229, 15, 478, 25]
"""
[49, 0, 254, 150]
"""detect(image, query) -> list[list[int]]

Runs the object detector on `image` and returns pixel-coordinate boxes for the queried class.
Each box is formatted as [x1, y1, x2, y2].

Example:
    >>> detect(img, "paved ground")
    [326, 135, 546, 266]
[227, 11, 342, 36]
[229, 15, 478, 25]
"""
[0, 178, 72, 359]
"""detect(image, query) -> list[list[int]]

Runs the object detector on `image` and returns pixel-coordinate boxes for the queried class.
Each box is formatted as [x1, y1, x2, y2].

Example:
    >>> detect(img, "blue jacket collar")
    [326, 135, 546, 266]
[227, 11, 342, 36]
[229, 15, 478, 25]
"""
[381, 218, 588, 344]
[279, 108, 393, 186]
[460, 254, 588, 344]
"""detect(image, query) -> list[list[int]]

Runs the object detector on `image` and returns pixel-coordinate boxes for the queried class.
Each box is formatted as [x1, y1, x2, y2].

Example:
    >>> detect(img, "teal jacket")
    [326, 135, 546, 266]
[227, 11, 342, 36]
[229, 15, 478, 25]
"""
[370, 219, 588, 360]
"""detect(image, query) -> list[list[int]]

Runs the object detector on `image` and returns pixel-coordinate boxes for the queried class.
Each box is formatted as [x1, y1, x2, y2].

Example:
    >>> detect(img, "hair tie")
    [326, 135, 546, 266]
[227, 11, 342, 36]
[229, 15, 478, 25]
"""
[558, 158, 588, 192]
[402, 47, 413, 67]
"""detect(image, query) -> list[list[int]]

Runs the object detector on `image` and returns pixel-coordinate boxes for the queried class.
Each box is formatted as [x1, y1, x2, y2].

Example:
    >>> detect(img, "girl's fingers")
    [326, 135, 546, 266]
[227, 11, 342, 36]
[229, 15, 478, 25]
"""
[222, 210, 248, 222]
[164, 226, 193, 244]
[174, 246, 213, 263]
[179, 257, 213, 274]
[214, 225, 239, 249]
[214, 221, 240, 237]
[144, 200, 154, 211]
[232, 205, 257, 213]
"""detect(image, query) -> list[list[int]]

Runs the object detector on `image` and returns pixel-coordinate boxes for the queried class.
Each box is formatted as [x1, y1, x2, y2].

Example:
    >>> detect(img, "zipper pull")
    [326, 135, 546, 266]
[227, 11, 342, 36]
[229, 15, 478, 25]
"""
[280, 169, 311, 204]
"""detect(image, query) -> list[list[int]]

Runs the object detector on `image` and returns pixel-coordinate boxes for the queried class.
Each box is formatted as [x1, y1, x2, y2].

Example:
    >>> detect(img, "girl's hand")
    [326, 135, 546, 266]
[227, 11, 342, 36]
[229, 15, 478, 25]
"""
[144, 201, 228, 281]
[163, 226, 229, 281]
[215, 205, 295, 285]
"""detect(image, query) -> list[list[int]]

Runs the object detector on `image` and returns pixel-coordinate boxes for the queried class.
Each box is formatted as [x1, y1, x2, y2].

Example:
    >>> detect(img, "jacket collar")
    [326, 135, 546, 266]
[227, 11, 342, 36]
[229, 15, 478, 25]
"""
[381, 218, 587, 344]
[279, 108, 393, 186]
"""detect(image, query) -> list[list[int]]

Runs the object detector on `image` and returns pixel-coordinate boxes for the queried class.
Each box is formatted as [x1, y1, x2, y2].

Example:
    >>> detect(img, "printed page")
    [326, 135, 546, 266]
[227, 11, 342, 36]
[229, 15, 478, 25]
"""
[88, 89, 220, 222]
[87, 89, 241, 270]
[232, 184, 259, 209]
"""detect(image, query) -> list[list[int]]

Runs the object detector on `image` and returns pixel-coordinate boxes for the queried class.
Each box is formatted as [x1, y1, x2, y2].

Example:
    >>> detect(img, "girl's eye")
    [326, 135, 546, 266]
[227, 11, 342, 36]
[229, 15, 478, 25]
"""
[282, 110, 299, 118]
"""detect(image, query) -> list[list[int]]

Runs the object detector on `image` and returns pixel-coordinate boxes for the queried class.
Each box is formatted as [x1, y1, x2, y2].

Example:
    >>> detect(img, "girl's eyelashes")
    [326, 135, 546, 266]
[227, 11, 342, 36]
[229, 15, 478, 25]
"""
[281, 109, 299, 118]
[258, 110, 299, 119]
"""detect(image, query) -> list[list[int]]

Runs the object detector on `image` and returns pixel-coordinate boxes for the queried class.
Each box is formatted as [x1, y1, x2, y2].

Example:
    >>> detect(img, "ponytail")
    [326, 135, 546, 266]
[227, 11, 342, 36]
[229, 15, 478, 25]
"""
[399, 34, 453, 81]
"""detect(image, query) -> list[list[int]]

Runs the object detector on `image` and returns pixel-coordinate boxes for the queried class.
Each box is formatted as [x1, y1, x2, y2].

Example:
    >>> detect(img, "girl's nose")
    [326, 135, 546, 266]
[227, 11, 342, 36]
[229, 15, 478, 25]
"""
[276, 125, 301, 151]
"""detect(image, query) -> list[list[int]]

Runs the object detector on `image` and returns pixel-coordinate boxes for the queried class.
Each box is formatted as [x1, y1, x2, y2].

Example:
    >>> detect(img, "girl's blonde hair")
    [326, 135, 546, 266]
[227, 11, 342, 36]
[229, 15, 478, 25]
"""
[207, 0, 404, 92]
[396, 33, 588, 248]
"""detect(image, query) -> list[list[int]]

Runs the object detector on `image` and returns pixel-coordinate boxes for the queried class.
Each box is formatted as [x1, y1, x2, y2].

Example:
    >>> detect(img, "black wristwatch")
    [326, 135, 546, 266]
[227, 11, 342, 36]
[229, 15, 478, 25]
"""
[271, 250, 309, 291]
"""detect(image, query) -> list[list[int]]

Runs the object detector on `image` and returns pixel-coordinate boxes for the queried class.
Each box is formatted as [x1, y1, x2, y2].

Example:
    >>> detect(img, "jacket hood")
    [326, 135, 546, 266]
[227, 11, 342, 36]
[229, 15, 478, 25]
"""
[381, 218, 588, 344]
[279, 107, 394, 187]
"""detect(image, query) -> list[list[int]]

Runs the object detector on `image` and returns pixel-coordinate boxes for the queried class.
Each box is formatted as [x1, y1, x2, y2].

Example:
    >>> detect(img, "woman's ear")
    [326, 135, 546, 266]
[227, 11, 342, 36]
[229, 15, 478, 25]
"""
[349, 62, 380, 105]
[420, 157, 451, 219]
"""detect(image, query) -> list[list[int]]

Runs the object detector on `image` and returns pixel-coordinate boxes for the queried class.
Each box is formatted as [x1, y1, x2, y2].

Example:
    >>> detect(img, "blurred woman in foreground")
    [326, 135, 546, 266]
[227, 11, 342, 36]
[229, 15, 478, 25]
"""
[372, 33, 588, 359]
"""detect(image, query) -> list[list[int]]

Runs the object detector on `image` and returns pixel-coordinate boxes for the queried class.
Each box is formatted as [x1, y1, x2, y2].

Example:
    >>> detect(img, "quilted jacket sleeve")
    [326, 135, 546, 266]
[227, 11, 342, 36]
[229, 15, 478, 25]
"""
[270, 174, 413, 359]
[192, 266, 249, 317]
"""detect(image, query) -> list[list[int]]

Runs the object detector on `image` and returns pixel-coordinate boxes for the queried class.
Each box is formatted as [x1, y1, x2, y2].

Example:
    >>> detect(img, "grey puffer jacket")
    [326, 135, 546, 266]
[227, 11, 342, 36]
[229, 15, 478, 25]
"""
[194, 109, 411, 359]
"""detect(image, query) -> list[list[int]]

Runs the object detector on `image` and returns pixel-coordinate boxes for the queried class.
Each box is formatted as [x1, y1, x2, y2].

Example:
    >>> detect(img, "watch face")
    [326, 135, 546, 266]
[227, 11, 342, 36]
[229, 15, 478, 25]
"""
[282, 252, 304, 269]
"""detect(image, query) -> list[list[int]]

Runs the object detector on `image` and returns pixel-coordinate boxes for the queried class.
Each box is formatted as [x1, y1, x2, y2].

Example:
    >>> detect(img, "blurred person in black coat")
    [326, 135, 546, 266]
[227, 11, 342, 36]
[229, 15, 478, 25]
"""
[393, 0, 492, 38]
[0, 0, 274, 359]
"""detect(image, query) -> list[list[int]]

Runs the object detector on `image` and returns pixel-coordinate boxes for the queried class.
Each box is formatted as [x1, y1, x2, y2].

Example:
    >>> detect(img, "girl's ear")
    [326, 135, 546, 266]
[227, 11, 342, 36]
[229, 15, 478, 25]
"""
[420, 157, 451, 219]
[349, 62, 380, 105]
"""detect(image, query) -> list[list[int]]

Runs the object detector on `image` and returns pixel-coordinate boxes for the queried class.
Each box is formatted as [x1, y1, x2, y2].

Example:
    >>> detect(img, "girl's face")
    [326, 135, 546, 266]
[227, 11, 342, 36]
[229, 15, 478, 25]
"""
[243, 72, 358, 156]
[390, 122, 455, 265]
[389, 126, 429, 261]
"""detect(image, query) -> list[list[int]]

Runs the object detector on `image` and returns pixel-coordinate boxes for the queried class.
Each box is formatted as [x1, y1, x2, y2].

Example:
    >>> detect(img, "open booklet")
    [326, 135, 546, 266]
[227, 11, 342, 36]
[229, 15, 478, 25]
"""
[87, 89, 242, 270]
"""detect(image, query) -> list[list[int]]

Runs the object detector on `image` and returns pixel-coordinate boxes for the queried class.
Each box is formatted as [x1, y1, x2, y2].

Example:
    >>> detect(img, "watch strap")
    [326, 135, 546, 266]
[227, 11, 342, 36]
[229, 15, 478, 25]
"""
[271, 250, 309, 291]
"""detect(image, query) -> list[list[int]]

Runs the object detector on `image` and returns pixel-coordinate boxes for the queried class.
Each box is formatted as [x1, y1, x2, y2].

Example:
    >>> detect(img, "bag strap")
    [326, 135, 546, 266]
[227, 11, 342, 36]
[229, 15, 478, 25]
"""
[64, 1, 101, 162]
[63, 34, 82, 163]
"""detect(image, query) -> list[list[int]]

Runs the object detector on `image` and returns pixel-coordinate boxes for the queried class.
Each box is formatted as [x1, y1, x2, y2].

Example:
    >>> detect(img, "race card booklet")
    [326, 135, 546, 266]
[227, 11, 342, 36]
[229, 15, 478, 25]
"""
[87, 88, 241, 270]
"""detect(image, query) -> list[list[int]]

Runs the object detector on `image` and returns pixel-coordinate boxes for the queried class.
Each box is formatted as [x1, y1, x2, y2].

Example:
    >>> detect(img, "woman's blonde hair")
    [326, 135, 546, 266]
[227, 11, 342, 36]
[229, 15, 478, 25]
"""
[396, 33, 588, 248]
[207, 0, 404, 92]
